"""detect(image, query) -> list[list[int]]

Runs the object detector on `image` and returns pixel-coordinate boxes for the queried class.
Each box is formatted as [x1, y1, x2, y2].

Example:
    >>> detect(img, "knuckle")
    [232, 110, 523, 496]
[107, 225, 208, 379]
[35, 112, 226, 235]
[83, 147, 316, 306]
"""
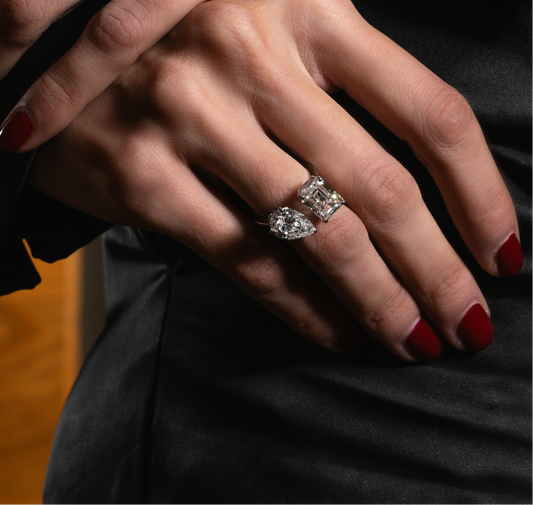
[151, 63, 204, 116]
[141, 61, 225, 149]
[359, 158, 421, 225]
[38, 71, 77, 111]
[366, 285, 411, 332]
[471, 178, 515, 229]
[0, 0, 46, 46]
[237, 254, 284, 301]
[422, 84, 475, 148]
[185, 1, 264, 59]
[296, 311, 334, 345]
[85, 4, 145, 58]
[419, 260, 470, 306]
[310, 211, 369, 276]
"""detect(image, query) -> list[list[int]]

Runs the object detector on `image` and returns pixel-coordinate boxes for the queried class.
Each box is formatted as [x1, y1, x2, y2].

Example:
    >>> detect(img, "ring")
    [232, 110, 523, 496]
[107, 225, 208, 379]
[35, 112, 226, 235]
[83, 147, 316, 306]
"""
[267, 207, 317, 240]
[298, 175, 345, 223]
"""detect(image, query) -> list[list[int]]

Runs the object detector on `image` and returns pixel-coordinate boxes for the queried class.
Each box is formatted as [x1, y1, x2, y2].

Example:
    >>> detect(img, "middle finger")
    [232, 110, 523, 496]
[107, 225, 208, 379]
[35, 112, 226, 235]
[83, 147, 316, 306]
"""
[191, 107, 444, 361]
[256, 70, 493, 353]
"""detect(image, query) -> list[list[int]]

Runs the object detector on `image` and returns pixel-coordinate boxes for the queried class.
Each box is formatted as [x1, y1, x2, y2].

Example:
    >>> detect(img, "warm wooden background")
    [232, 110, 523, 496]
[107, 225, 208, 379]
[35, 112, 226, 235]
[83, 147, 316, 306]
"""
[0, 249, 82, 504]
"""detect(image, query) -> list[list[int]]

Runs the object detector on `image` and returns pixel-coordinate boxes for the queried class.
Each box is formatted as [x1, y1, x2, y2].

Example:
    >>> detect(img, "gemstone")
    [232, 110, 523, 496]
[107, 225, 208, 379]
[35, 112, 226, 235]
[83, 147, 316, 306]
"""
[268, 207, 317, 240]
[298, 176, 345, 223]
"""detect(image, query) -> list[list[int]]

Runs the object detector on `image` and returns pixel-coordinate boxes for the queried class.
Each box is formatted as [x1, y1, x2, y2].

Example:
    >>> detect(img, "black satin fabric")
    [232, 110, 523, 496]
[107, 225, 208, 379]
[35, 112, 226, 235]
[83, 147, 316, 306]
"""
[2, 0, 530, 502]
[0, 0, 112, 295]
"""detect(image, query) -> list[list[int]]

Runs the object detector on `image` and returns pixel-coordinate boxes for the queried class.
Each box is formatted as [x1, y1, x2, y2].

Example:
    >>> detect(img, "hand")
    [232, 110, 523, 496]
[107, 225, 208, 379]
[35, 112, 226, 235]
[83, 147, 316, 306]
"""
[29, 0, 522, 360]
[0, 0, 206, 151]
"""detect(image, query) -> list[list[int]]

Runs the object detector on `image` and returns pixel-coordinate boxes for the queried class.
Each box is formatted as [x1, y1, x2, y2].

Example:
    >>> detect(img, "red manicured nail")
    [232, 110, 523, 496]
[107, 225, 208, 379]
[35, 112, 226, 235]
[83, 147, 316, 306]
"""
[0, 111, 34, 151]
[496, 234, 523, 277]
[457, 303, 494, 351]
[404, 318, 443, 361]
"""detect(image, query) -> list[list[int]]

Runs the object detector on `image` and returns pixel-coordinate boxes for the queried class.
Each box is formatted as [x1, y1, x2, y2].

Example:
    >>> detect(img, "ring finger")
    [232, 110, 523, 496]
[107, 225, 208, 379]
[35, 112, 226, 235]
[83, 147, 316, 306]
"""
[191, 113, 444, 361]
[254, 70, 493, 353]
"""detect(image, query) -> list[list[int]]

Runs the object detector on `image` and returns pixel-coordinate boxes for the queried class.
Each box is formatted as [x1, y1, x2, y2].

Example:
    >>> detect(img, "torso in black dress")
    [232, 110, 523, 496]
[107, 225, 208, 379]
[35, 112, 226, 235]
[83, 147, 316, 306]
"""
[0, 0, 530, 502]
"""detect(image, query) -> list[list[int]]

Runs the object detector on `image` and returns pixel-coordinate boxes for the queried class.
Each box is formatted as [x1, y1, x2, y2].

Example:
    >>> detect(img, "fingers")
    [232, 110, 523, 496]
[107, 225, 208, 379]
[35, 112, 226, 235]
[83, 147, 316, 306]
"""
[0, 0, 80, 79]
[311, 7, 522, 277]
[160, 172, 365, 354]
[247, 63, 492, 354]
[22, 0, 503, 362]
[29, 122, 364, 354]
[0, 0, 205, 152]
[192, 115, 443, 361]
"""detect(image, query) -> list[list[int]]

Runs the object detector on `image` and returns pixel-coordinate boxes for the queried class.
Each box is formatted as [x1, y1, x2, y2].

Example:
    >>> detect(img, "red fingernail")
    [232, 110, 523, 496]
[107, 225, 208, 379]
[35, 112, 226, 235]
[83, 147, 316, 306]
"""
[404, 318, 443, 361]
[457, 303, 494, 351]
[496, 233, 523, 277]
[0, 111, 34, 151]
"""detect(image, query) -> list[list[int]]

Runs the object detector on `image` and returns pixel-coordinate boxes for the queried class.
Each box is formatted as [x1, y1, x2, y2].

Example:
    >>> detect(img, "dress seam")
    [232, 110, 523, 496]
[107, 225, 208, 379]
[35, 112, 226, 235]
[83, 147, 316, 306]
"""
[139, 266, 174, 503]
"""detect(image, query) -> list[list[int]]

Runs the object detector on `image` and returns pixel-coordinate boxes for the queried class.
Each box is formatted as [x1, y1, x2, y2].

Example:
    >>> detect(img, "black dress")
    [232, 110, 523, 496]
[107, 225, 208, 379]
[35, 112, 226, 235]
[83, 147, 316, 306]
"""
[0, 0, 530, 502]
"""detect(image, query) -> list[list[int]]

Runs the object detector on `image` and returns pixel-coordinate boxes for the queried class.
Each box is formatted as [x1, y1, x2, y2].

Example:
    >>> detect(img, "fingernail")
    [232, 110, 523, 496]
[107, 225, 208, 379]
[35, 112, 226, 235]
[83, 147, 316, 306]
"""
[0, 111, 34, 151]
[404, 318, 443, 361]
[496, 233, 523, 277]
[457, 303, 494, 351]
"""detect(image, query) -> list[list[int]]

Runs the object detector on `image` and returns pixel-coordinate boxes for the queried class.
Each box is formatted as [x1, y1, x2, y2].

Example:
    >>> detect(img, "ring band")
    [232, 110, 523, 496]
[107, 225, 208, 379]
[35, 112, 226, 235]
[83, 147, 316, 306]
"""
[298, 175, 345, 223]
[267, 207, 317, 240]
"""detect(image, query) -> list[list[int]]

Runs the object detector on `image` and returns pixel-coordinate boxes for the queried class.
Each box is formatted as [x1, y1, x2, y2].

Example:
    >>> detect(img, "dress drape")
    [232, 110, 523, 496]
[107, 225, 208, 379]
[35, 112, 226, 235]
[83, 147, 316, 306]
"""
[0, 0, 530, 502]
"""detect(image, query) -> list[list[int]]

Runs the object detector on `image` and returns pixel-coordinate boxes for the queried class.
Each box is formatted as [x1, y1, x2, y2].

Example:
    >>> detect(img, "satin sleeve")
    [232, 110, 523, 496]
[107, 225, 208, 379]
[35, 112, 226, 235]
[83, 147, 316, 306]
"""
[0, 0, 112, 296]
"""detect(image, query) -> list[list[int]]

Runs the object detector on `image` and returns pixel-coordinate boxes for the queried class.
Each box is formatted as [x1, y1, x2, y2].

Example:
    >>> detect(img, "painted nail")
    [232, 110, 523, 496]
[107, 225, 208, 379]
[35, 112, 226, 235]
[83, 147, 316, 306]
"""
[496, 233, 523, 277]
[404, 318, 443, 361]
[0, 111, 34, 152]
[457, 303, 494, 351]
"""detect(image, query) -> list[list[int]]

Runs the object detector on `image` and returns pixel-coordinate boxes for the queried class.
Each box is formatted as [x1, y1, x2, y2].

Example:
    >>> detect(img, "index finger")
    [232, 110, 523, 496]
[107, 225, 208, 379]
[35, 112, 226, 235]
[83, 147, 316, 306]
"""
[310, 6, 522, 277]
[0, 0, 204, 152]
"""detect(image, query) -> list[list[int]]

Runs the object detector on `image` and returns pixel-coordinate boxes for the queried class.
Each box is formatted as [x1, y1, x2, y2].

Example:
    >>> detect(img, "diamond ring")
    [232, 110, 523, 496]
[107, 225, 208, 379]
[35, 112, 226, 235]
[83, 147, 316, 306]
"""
[267, 207, 317, 240]
[298, 175, 345, 223]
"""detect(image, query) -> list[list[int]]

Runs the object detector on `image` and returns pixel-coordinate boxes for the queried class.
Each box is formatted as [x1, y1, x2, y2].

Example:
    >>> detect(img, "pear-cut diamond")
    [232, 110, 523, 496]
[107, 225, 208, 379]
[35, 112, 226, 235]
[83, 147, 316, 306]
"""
[268, 207, 317, 240]
[299, 176, 344, 223]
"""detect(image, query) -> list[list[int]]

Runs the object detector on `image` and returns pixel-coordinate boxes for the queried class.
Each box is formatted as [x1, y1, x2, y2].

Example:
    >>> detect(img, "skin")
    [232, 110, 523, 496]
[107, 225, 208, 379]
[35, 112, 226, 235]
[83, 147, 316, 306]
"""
[1, 0, 520, 360]
[0, 0, 205, 115]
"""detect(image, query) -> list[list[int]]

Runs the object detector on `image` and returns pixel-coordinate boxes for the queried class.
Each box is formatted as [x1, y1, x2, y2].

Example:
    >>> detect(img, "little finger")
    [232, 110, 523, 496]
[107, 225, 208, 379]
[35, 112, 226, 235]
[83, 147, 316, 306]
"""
[255, 72, 492, 353]
[193, 117, 443, 361]
[29, 134, 364, 354]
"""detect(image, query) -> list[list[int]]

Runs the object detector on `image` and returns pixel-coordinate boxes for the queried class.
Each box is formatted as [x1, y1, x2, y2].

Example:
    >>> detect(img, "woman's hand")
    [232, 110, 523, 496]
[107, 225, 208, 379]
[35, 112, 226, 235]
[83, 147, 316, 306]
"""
[29, 0, 522, 361]
[0, 0, 206, 151]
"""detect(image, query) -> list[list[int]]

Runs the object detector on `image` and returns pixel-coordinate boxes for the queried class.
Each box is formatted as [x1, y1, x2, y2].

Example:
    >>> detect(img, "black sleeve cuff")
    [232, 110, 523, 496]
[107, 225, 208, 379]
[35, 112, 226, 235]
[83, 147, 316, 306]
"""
[0, 0, 113, 296]
[1, 184, 112, 296]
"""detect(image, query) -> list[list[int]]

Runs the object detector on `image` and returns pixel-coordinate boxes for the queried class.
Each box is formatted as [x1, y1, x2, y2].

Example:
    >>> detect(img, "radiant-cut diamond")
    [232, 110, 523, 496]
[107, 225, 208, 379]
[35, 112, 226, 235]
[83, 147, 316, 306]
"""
[268, 207, 317, 240]
[298, 176, 344, 223]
